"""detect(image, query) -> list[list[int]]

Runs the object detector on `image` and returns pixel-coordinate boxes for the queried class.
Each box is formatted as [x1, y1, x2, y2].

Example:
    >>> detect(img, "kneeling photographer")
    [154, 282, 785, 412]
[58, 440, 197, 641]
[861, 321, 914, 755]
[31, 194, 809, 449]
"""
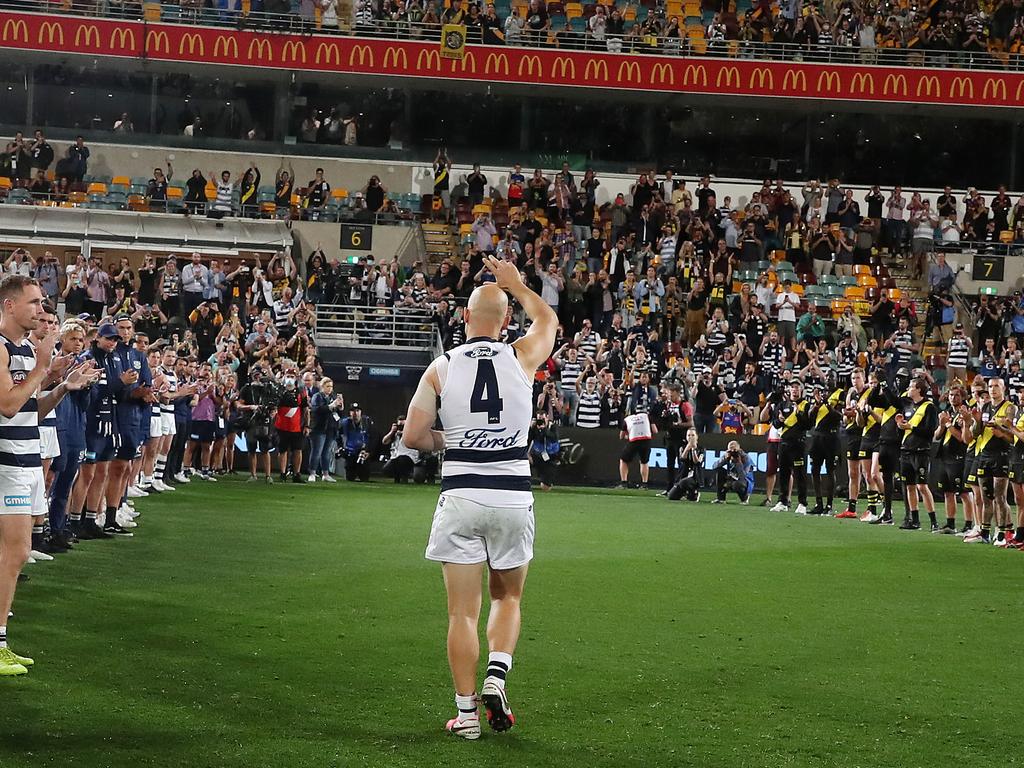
[668, 427, 705, 501]
[529, 412, 561, 491]
[382, 416, 419, 483]
[711, 440, 755, 504]
[237, 365, 280, 483]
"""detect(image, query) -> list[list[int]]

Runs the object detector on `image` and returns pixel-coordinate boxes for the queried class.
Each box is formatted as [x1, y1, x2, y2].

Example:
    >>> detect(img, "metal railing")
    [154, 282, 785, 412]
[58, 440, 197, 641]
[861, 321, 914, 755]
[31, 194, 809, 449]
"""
[3, 0, 1023, 73]
[314, 303, 438, 349]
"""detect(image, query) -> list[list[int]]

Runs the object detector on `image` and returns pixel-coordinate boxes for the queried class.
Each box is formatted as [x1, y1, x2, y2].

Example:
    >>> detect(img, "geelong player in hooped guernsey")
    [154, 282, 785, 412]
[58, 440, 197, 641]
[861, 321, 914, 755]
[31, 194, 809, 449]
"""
[0, 275, 98, 677]
[404, 256, 558, 741]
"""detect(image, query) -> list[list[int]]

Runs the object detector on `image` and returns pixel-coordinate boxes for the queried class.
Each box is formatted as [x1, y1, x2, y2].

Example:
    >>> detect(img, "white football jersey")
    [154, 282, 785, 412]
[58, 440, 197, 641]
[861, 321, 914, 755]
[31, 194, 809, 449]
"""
[437, 337, 534, 505]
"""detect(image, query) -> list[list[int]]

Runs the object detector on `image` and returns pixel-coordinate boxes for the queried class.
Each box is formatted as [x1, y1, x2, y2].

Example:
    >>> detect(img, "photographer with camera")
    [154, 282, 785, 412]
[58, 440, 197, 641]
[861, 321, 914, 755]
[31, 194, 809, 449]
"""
[710, 440, 754, 504]
[667, 427, 704, 501]
[237, 365, 279, 483]
[529, 412, 561, 491]
[381, 415, 419, 484]
[341, 403, 374, 482]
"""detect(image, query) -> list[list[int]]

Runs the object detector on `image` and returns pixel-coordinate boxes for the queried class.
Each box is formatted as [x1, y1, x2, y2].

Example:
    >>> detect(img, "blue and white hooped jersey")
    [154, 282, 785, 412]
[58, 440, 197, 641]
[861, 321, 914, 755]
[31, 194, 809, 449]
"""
[0, 334, 40, 468]
[437, 337, 534, 504]
[27, 339, 57, 429]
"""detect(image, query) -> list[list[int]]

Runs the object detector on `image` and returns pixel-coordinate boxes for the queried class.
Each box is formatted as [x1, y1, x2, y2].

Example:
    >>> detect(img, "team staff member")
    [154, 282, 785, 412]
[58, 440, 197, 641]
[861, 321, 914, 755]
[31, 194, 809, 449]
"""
[404, 255, 558, 739]
[808, 386, 842, 516]
[966, 377, 1016, 544]
[933, 385, 973, 535]
[838, 368, 870, 519]
[770, 380, 811, 515]
[896, 377, 938, 531]
[26, 305, 63, 559]
[654, 382, 690, 495]
[48, 320, 91, 549]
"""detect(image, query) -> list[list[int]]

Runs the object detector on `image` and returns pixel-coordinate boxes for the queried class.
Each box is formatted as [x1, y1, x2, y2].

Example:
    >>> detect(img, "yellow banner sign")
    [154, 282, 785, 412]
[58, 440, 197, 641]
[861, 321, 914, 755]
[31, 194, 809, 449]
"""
[441, 24, 466, 60]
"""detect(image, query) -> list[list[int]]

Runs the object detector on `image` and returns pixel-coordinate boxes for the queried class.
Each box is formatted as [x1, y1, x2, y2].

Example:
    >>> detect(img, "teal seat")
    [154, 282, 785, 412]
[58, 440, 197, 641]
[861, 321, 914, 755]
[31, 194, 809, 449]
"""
[819, 274, 838, 285]
[828, 284, 846, 297]
[838, 276, 858, 286]
[775, 260, 794, 272]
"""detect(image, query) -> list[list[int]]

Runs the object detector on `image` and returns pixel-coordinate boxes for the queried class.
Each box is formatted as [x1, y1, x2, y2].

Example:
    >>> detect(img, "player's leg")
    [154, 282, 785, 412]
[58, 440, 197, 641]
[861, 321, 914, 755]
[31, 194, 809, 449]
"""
[442, 562, 485, 739]
[844, 455, 861, 516]
[483, 564, 528, 733]
[992, 475, 1012, 545]
[809, 447, 824, 514]
[772, 443, 793, 511]
[763, 443, 778, 505]
[0, 513, 33, 675]
[792, 447, 808, 513]
[823, 446, 838, 514]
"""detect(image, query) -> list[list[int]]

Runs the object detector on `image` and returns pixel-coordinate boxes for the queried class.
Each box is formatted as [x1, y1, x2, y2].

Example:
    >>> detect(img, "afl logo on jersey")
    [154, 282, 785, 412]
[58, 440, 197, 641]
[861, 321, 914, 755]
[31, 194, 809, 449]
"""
[12, 371, 26, 384]
[465, 347, 496, 359]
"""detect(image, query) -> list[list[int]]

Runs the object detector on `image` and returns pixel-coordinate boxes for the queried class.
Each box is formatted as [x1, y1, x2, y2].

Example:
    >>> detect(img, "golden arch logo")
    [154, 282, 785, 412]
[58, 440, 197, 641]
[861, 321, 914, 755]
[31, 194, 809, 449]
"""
[416, 48, 440, 71]
[983, 77, 1007, 101]
[74, 24, 101, 48]
[749, 67, 773, 90]
[519, 54, 542, 78]
[782, 69, 806, 91]
[651, 62, 674, 86]
[715, 66, 740, 89]
[916, 75, 940, 98]
[1016, 80, 1024, 103]
[682, 64, 707, 87]
[147, 29, 169, 53]
[247, 38, 271, 61]
[110, 27, 135, 50]
[457, 50, 476, 73]
[179, 32, 204, 56]
[2, 18, 28, 43]
[317, 41, 341, 65]
[850, 72, 874, 95]
[551, 56, 576, 80]
[213, 35, 238, 58]
[816, 70, 840, 93]
[382, 46, 407, 69]
[282, 40, 306, 63]
[883, 73, 907, 96]
[617, 60, 641, 83]
[584, 59, 607, 81]
[949, 76, 974, 99]
[486, 52, 510, 76]
[38, 21, 64, 46]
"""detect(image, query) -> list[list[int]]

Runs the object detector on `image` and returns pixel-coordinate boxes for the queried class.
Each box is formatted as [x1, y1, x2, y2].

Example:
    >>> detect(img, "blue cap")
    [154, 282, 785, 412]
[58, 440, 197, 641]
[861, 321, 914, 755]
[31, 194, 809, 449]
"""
[97, 323, 119, 339]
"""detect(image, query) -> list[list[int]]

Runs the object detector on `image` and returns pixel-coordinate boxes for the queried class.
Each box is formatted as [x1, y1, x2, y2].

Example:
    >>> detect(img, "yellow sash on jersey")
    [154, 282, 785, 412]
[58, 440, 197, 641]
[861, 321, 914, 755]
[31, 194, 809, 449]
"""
[977, 400, 1012, 452]
[780, 401, 807, 436]
[901, 400, 933, 445]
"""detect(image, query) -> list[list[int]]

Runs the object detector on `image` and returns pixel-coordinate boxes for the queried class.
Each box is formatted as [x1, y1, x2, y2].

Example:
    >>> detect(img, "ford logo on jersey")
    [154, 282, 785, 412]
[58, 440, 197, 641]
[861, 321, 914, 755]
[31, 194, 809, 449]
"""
[458, 428, 521, 448]
[465, 347, 496, 359]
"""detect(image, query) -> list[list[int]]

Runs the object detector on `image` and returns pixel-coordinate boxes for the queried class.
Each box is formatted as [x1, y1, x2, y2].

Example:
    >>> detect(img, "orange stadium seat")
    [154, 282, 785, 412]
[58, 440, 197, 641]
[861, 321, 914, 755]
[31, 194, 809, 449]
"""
[0, 178, 10, 190]
[86, 183, 107, 195]
[856, 274, 877, 288]
[844, 286, 865, 300]
[112, 175, 131, 187]
[167, 187, 184, 200]
[854, 264, 871, 275]
[332, 188, 349, 200]
[566, 2, 583, 17]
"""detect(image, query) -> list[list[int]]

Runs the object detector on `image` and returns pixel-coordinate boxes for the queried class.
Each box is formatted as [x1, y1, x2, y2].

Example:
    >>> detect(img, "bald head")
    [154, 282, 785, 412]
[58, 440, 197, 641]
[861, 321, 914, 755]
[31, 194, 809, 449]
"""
[465, 283, 508, 338]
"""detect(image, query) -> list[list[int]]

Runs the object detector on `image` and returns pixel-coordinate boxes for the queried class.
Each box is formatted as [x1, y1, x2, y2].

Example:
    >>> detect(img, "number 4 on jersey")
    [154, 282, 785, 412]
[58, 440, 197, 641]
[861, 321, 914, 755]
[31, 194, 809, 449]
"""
[470, 359, 504, 424]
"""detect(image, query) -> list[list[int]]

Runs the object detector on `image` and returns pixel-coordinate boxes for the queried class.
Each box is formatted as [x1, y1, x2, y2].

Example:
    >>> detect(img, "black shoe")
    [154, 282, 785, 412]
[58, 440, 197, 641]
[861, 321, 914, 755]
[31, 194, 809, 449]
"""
[936, 525, 957, 535]
[78, 523, 112, 540]
[929, 522, 940, 533]
[39, 538, 68, 555]
[103, 522, 134, 538]
[638, 483, 649, 490]
[869, 515, 893, 526]
[899, 517, 921, 530]
[292, 474, 303, 484]
[279, 473, 288, 483]
[811, 504, 824, 516]
[711, 498, 724, 504]
[760, 497, 772, 507]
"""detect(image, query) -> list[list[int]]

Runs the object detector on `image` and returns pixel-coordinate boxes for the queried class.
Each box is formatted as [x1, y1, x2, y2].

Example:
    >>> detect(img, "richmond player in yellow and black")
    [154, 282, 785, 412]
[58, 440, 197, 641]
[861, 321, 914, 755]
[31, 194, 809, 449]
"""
[1003, 405, 1024, 549]
[965, 377, 1016, 544]
[895, 378, 938, 531]
[865, 372, 905, 526]
[770, 380, 812, 515]
[808, 386, 843, 516]
[933, 385, 975, 536]
[959, 378, 988, 536]
[840, 368, 874, 519]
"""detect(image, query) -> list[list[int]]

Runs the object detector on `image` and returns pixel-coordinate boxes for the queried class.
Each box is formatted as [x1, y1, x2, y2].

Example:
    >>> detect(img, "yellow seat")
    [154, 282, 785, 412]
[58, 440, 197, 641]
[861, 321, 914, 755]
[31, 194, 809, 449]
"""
[127, 194, 149, 212]
[888, 287, 902, 301]
[143, 1, 160, 20]
[259, 202, 277, 216]
[624, 6, 637, 20]
[332, 188, 349, 200]
[472, 203, 492, 216]
[853, 264, 871, 275]
[845, 286, 865, 300]
[777, 283, 804, 296]
[667, 0, 683, 15]
[112, 175, 131, 187]
[683, 1, 700, 14]
[68, 191, 86, 205]
[205, 184, 218, 200]
[0, 177, 10, 190]
[566, 1, 583, 17]
[167, 187, 184, 200]
[856, 275, 878, 288]
[87, 182, 107, 195]
[459, 223, 473, 236]
[752, 423, 770, 436]
[1000, 230, 1014, 243]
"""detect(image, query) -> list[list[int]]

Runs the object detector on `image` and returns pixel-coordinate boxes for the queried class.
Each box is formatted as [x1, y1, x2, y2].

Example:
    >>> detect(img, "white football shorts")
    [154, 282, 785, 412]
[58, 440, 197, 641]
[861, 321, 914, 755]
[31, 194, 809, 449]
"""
[39, 426, 61, 460]
[150, 414, 163, 439]
[161, 412, 177, 436]
[0, 466, 47, 516]
[425, 494, 535, 570]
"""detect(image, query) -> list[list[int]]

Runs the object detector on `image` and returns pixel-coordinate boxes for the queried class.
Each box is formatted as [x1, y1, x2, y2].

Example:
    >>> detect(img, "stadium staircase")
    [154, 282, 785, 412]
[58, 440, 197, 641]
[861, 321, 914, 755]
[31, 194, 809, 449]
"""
[881, 251, 944, 369]
[421, 222, 458, 267]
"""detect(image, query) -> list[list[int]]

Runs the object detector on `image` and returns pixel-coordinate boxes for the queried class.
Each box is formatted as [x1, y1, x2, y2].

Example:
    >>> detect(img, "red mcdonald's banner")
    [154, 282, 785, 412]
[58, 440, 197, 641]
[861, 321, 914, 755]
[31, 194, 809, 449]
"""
[3, 10, 1024, 109]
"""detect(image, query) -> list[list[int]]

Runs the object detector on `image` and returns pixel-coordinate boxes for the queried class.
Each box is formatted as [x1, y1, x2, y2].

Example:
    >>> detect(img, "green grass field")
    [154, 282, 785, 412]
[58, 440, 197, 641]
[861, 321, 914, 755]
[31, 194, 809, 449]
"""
[1, 480, 1020, 768]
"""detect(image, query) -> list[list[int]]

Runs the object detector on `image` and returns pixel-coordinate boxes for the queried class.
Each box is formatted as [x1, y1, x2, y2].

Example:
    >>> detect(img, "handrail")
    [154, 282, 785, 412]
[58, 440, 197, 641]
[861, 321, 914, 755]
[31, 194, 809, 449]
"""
[314, 302, 437, 348]
[2, 0, 1023, 73]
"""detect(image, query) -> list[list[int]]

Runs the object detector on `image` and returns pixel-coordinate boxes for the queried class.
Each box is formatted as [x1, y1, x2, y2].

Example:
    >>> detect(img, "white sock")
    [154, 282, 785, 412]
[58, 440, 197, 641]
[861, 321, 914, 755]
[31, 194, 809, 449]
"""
[454, 692, 478, 721]
[486, 651, 513, 689]
[0, 625, 7, 648]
